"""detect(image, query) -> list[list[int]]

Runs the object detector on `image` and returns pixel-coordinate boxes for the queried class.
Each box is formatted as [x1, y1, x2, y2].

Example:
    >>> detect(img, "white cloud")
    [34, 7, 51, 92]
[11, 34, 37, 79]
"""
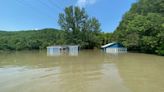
[76, 0, 97, 7]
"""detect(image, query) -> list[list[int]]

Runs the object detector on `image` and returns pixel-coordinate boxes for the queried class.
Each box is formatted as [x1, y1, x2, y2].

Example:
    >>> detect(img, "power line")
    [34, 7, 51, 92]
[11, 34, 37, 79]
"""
[37, 0, 59, 12]
[15, 0, 56, 19]
[47, 0, 63, 11]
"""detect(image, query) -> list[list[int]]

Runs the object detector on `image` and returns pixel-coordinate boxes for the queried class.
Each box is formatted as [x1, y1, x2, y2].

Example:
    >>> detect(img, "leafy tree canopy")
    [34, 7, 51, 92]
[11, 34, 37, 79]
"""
[112, 0, 164, 55]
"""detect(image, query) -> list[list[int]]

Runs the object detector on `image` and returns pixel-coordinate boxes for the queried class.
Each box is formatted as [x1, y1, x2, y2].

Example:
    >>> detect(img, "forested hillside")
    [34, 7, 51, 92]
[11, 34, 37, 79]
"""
[0, 28, 111, 50]
[0, 29, 66, 50]
[112, 0, 164, 55]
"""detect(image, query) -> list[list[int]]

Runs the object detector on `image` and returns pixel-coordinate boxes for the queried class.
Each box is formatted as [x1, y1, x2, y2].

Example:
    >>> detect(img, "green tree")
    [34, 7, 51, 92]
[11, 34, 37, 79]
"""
[58, 6, 101, 49]
[112, 0, 164, 55]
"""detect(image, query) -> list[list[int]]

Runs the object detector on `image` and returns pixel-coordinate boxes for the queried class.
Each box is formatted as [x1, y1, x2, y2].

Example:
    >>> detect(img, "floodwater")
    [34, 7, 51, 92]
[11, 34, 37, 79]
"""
[0, 50, 164, 92]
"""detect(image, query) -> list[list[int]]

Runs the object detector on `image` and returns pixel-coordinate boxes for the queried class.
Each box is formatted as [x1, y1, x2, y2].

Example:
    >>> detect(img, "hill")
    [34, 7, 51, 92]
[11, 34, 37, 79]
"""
[0, 28, 66, 50]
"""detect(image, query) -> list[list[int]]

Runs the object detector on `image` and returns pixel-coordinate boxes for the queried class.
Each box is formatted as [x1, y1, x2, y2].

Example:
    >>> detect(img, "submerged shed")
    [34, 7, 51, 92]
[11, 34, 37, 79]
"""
[47, 45, 79, 56]
[47, 46, 62, 56]
[101, 42, 127, 53]
[68, 45, 79, 56]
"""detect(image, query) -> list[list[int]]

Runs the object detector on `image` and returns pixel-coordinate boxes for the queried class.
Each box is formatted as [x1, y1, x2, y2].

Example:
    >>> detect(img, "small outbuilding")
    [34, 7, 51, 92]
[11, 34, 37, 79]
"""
[101, 42, 127, 53]
[47, 46, 62, 56]
[47, 45, 79, 56]
[68, 45, 79, 56]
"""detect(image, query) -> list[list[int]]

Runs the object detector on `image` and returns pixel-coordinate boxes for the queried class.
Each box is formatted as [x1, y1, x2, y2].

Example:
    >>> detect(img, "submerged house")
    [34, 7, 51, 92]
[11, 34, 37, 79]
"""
[47, 46, 62, 56]
[68, 46, 79, 56]
[101, 42, 127, 53]
[47, 45, 79, 56]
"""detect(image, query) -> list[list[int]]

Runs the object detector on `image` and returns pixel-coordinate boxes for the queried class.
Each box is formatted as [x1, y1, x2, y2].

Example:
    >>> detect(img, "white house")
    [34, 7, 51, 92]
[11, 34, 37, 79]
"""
[101, 42, 127, 53]
[47, 45, 79, 56]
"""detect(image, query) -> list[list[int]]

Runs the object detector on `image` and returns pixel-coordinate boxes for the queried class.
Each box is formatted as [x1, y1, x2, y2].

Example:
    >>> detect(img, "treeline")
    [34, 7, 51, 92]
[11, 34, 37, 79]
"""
[0, 28, 111, 50]
[0, 29, 65, 50]
[112, 0, 164, 55]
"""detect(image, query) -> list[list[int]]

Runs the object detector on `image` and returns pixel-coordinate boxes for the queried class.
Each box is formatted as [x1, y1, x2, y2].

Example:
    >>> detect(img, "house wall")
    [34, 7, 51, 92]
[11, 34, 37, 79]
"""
[68, 46, 79, 56]
[47, 47, 61, 56]
[47, 46, 79, 56]
[106, 48, 127, 53]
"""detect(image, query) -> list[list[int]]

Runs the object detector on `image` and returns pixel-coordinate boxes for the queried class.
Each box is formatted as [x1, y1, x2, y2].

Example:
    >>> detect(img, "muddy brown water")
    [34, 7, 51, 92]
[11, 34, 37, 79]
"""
[0, 50, 164, 92]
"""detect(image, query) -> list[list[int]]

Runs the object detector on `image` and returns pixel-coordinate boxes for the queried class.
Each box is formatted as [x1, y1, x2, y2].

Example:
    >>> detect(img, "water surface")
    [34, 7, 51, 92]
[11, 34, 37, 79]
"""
[0, 50, 164, 92]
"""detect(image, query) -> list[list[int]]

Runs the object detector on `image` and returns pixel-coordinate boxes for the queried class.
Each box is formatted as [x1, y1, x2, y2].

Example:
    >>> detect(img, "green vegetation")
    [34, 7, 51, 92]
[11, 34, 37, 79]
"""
[112, 0, 164, 55]
[0, 29, 111, 50]
[0, 29, 65, 50]
[58, 6, 101, 49]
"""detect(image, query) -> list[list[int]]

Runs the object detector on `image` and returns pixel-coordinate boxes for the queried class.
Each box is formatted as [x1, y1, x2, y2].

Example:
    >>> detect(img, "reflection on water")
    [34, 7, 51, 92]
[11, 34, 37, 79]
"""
[0, 50, 164, 92]
[68, 50, 78, 56]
